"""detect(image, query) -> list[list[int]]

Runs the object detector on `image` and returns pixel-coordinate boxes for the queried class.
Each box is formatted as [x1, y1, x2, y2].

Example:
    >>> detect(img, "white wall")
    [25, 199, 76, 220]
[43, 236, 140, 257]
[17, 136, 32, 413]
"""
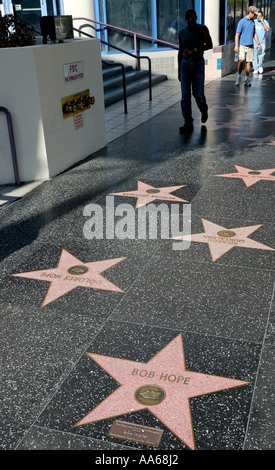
[204, 0, 220, 47]
[63, 0, 95, 33]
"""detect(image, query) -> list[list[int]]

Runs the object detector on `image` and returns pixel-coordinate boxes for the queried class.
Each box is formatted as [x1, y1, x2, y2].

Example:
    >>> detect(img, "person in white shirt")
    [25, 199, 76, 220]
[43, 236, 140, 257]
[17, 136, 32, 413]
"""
[253, 11, 270, 74]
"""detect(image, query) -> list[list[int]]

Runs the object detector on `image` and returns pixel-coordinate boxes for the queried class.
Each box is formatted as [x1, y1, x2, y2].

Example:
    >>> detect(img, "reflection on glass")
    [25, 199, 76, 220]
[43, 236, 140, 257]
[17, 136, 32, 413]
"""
[12, 0, 41, 31]
[243, 0, 249, 14]
[157, 0, 193, 45]
[105, 0, 152, 51]
[97, 0, 107, 52]
[226, 0, 235, 43]
[46, 0, 54, 16]
[12, 0, 60, 31]
[235, 0, 243, 29]
[102, 0, 194, 51]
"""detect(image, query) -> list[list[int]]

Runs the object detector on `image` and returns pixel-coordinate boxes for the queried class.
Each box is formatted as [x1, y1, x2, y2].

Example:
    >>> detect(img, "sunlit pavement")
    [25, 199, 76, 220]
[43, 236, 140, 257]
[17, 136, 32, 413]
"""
[0, 47, 274, 452]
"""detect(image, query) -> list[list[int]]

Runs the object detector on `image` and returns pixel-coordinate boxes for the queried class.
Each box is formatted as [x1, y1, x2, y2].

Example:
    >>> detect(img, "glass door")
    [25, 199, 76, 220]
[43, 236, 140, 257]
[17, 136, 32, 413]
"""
[94, 0, 108, 52]
[95, 0, 154, 52]
[5, 0, 63, 30]
[157, 0, 194, 45]
[94, 0, 198, 52]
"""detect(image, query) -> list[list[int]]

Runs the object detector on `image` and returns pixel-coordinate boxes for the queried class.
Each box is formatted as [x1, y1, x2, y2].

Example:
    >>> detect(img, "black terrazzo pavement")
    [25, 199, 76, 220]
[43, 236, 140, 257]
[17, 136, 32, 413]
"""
[1, 47, 275, 456]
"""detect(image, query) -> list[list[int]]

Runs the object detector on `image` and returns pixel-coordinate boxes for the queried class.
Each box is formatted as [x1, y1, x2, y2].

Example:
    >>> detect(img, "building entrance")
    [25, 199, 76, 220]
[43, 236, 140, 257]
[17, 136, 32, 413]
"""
[2, 0, 63, 30]
[94, 0, 196, 52]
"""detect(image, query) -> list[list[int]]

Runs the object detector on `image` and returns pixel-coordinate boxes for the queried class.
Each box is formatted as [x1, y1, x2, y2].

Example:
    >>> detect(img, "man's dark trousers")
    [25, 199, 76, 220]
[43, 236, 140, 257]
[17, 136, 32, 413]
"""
[180, 58, 208, 124]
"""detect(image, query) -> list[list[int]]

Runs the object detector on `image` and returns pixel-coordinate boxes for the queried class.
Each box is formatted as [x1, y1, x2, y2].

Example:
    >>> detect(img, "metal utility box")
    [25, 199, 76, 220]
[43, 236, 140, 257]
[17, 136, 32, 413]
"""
[0, 39, 106, 184]
[40, 15, 73, 44]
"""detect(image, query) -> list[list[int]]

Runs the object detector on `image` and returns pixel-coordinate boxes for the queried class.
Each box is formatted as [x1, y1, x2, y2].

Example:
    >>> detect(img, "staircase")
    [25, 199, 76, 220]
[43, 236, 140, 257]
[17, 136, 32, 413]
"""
[102, 60, 167, 107]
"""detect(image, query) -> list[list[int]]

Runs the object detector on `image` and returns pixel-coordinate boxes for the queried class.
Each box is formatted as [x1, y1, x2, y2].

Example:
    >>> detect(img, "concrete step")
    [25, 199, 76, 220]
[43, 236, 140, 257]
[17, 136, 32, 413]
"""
[104, 72, 167, 107]
[103, 69, 149, 92]
[102, 59, 167, 107]
[102, 63, 134, 80]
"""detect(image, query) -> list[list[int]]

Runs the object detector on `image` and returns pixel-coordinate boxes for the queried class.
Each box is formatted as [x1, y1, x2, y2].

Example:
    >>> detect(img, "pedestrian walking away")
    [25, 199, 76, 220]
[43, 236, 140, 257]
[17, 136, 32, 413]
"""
[253, 10, 270, 75]
[234, 6, 262, 87]
[178, 9, 213, 134]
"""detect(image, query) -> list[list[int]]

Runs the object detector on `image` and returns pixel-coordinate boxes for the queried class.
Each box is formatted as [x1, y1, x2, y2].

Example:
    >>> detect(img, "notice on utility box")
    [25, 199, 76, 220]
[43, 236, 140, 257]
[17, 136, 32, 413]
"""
[73, 113, 84, 130]
[64, 61, 84, 84]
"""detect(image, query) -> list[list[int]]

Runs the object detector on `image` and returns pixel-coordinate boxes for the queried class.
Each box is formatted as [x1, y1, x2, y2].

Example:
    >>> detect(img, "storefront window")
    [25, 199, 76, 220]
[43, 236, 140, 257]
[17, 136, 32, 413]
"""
[95, 0, 197, 52]
[226, 0, 235, 43]
[260, 0, 270, 18]
[12, 0, 42, 30]
[243, 0, 249, 13]
[255, 1, 263, 11]
[105, 0, 152, 51]
[235, 0, 243, 28]
[157, 0, 194, 44]
[9, 1, 61, 31]
[268, 0, 271, 18]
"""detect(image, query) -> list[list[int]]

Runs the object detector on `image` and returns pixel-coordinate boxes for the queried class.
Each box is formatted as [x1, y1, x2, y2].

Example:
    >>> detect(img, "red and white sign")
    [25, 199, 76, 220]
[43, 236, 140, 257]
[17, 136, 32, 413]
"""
[73, 113, 84, 130]
[64, 61, 84, 84]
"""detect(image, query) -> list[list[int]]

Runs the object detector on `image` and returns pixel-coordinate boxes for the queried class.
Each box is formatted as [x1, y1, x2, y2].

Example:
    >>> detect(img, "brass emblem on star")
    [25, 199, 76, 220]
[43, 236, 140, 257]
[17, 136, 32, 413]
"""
[217, 230, 236, 238]
[146, 189, 161, 194]
[67, 265, 89, 275]
[134, 385, 166, 406]
[248, 171, 261, 175]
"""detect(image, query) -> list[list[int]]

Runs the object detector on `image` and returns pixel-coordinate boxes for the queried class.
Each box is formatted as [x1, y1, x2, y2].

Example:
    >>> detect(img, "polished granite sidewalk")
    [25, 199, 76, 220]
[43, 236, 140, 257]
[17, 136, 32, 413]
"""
[1, 47, 275, 452]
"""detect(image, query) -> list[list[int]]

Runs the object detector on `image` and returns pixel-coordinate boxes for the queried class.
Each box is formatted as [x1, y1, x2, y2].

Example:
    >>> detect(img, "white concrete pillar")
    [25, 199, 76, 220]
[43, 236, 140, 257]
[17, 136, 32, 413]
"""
[204, 0, 220, 47]
[63, 0, 95, 33]
[3, 0, 13, 15]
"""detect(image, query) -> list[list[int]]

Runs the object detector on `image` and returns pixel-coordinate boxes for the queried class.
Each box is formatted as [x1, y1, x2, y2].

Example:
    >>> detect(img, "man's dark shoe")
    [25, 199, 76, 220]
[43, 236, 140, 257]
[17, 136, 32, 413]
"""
[201, 110, 208, 123]
[179, 123, 194, 134]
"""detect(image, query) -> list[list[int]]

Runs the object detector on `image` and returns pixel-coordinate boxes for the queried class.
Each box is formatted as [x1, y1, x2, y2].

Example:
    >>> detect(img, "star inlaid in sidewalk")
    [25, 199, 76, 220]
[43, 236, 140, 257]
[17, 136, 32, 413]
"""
[212, 120, 240, 130]
[214, 165, 275, 187]
[258, 116, 275, 122]
[171, 219, 274, 261]
[11, 249, 126, 306]
[254, 80, 271, 87]
[244, 135, 275, 146]
[75, 334, 251, 450]
[209, 119, 251, 133]
[109, 181, 188, 209]
[213, 104, 246, 112]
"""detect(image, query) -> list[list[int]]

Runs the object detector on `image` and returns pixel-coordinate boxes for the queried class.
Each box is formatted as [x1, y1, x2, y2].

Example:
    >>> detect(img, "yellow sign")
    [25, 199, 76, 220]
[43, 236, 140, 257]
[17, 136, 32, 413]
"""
[61, 89, 95, 119]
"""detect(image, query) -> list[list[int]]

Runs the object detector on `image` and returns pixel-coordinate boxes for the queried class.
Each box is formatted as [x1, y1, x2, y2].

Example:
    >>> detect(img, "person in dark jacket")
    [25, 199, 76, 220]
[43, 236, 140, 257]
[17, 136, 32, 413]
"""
[178, 9, 213, 133]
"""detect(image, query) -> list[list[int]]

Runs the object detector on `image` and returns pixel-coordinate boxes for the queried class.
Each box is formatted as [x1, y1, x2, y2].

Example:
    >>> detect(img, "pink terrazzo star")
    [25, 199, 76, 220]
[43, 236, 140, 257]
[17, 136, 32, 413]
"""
[259, 116, 275, 122]
[213, 104, 246, 112]
[75, 334, 251, 450]
[109, 181, 188, 209]
[214, 165, 275, 187]
[11, 249, 126, 306]
[171, 219, 274, 261]
[244, 135, 275, 146]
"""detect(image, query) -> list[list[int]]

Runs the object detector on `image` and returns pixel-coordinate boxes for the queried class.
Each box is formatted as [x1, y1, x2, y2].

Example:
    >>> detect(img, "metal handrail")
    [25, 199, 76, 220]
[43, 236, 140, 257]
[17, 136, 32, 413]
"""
[102, 60, 128, 113]
[73, 16, 179, 55]
[74, 27, 152, 102]
[0, 107, 20, 186]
